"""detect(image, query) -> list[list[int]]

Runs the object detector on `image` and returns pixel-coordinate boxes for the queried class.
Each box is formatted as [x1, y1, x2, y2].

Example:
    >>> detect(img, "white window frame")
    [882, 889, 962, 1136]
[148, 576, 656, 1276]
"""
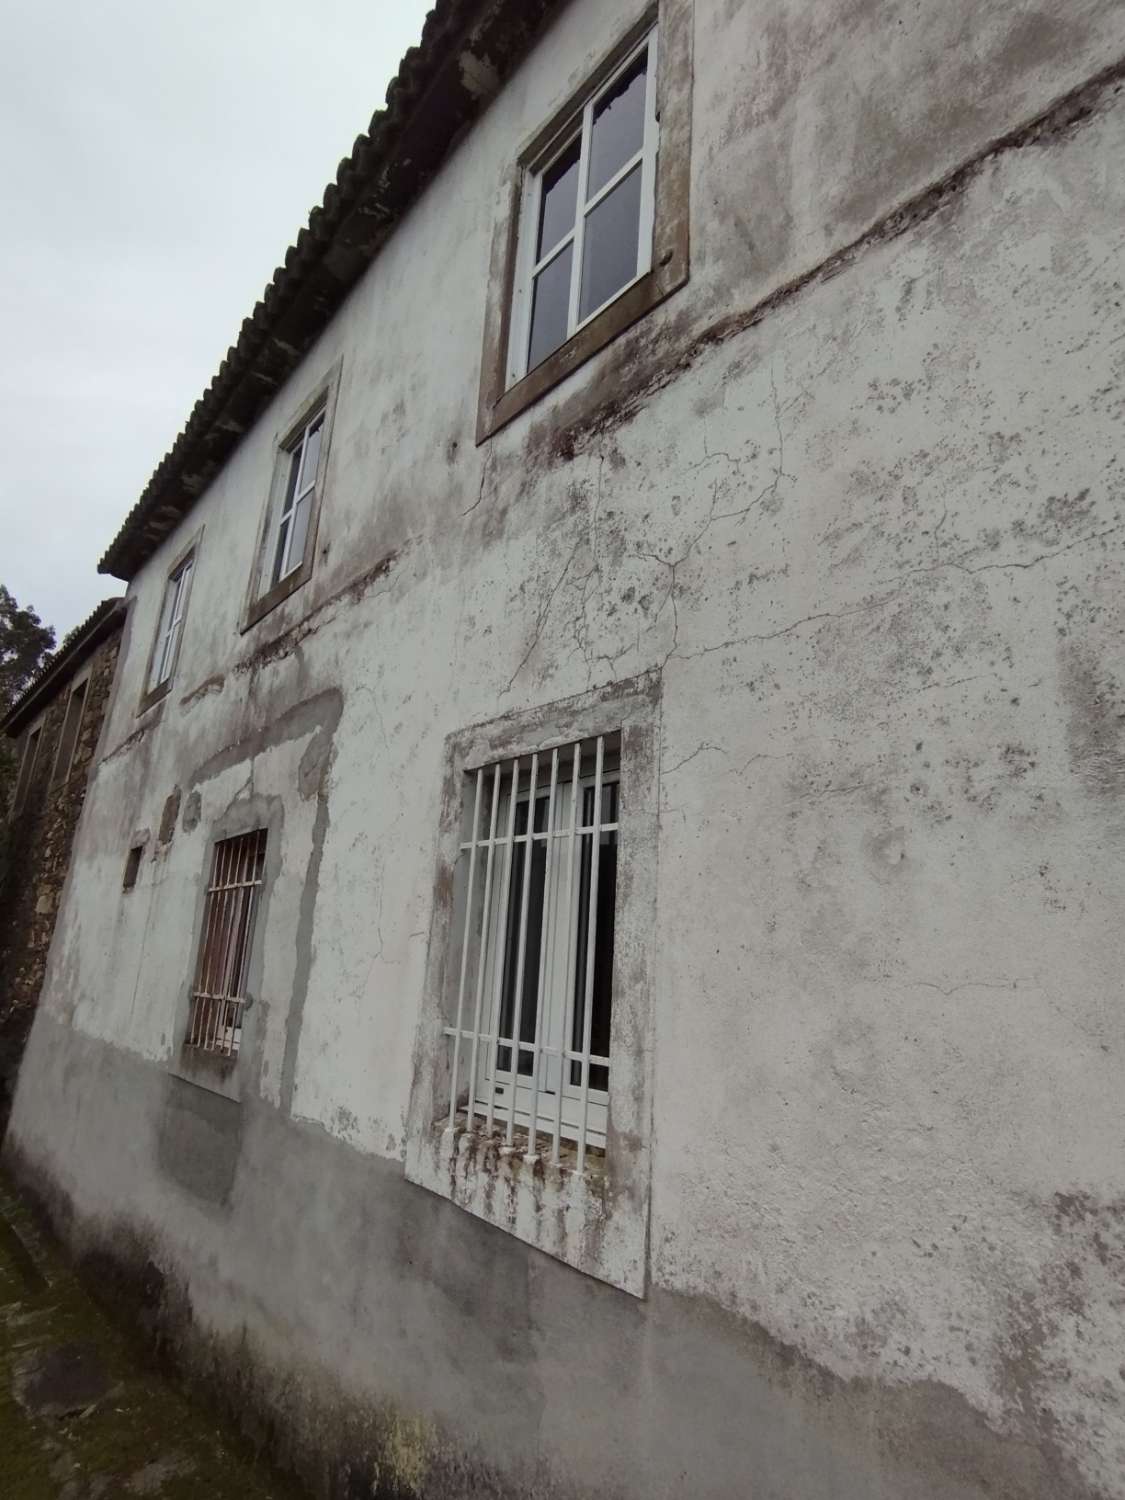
[149, 554, 194, 693]
[506, 27, 660, 386]
[269, 408, 325, 589]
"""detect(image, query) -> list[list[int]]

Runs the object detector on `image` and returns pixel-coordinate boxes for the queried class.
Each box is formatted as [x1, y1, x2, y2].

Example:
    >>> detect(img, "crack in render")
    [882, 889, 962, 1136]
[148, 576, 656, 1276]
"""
[502, 537, 583, 694]
[888, 521, 1125, 584]
[462, 445, 495, 518]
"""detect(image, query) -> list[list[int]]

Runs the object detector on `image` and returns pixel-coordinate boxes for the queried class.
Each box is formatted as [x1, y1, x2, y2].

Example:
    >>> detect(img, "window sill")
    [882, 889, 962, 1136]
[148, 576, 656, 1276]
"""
[137, 677, 173, 717]
[477, 253, 688, 443]
[170, 1044, 242, 1104]
[242, 562, 312, 633]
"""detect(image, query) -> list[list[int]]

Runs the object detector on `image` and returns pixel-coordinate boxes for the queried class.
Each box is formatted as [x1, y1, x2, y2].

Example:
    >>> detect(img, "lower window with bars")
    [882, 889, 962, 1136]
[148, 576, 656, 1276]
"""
[445, 732, 619, 1170]
[185, 829, 267, 1059]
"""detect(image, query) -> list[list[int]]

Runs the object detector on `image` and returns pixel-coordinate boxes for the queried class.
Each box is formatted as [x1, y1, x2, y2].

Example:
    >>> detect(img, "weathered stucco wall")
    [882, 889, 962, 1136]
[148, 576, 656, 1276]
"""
[6, 1, 1125, 1496]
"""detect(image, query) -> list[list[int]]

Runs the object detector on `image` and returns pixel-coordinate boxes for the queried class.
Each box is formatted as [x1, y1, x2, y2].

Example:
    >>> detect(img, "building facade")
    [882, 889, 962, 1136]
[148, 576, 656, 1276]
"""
[5, 2, 1125, 1496]
[0, 599, 125, 1131]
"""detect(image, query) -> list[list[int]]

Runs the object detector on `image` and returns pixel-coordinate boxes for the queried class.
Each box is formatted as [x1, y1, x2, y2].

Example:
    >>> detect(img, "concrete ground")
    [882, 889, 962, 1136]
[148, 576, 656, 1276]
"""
[0, 1168, 307, 1500]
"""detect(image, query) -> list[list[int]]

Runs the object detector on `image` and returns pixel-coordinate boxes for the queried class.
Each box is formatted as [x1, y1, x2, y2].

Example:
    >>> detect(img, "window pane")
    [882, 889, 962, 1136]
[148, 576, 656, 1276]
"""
[579, 163, 642, 321]
[527, 243, 573, 372]
[277, 445, 300, 524]
[588, 48, 648, 198]
[271, 513, 292, 586]
[298, 416, 323, 496]
[571, 783, 618, 1091]
[536, 136, 581, 259]
[287, 492, 312, 577]
[498, 797, 548, 1076]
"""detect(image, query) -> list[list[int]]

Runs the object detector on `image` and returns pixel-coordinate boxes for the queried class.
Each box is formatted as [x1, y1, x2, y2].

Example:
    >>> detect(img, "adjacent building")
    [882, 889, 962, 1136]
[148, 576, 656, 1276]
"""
[4, 2, 1124, 1496]
[0, 598, 125, 1129]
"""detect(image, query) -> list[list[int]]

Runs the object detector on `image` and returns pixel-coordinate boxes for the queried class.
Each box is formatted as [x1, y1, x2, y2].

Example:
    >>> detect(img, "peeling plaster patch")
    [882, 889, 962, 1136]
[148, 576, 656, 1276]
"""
[179, 673, 225, 709]
[297, 731, 334, 801]
[157, 789, 181, 847]
[459, 49, 500, 98]
[181, 791, 202, 833]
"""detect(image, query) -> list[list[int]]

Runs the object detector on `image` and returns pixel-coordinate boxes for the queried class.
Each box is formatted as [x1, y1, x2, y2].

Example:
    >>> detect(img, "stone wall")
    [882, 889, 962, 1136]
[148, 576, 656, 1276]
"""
[0, 626, 122, 1128]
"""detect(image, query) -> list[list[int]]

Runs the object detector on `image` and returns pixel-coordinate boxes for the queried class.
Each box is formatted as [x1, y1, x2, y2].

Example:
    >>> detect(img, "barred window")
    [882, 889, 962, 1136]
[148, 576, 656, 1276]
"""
[186, 830, 267, 1058]
[446, 733, 619, 1170]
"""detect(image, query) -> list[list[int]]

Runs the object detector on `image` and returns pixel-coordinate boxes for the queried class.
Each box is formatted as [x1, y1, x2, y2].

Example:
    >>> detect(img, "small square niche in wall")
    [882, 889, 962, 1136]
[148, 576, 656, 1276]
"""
[123, 846, 144, 891]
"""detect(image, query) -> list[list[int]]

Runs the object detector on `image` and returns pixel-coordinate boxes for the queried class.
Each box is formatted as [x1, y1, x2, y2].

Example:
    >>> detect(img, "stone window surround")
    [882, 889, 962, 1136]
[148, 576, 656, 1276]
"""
[10, 712, 47, 815]
[475, 0, 693, 445]
[404, 673, 661, 1298]
[137, 529, 202, 716]
[241, 358, 343, 633]
[48, 669, 92, 790]
[170, 794, 282, 1105]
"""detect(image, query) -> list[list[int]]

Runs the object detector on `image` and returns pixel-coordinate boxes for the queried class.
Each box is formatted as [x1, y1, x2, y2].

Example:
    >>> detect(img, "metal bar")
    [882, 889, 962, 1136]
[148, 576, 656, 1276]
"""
[485, 757, 520, 1136]
[525, 746, 559, 1158]
[552, 742, 583, 1163]
[505, 754, 539, 1145]
[197, 840, 229, 1046]
[448, 768, 484, 1128]
[577, 735, 605, 1174]
[465, 763, 502, 1127]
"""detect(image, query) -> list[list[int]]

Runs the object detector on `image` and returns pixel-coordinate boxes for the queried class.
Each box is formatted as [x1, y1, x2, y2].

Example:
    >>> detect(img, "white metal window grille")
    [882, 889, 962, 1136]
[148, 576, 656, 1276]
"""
[446, 733, 620, 1171]
[150, 556, 193, 691]
[51, 680, 87, 787]
[186, 829, 267, 1058]
[11, 725, 42, 812]
[509, 30, 659, 383]
[270, 410, 324, 587]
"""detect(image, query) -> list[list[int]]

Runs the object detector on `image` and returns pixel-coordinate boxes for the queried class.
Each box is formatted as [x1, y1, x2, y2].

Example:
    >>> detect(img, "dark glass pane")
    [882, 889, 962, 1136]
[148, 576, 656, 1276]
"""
[537, 136, 580, 259]
[498, 796, 549, 1076]
[579, 164, 642, 321]
[571, 782, 618, 1090]
[271, 513, 292, 586]
[588, 48, 648, 197]
[281, 444, 301, 518]
[299, 415, 323, 495]
[527, 243, 573, 371]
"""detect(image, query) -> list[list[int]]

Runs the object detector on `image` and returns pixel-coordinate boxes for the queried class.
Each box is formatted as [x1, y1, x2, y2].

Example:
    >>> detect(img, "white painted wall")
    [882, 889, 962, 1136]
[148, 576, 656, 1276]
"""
[13, 1, 1125, 1494]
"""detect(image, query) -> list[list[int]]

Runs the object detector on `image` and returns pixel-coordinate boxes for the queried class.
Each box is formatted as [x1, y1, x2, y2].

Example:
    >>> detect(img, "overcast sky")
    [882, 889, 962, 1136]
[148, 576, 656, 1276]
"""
[1, 0, 432, 642]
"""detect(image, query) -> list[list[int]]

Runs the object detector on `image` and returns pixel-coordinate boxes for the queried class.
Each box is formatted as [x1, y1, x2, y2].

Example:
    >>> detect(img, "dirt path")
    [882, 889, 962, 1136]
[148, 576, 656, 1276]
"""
[0, 1171, 307, 1499]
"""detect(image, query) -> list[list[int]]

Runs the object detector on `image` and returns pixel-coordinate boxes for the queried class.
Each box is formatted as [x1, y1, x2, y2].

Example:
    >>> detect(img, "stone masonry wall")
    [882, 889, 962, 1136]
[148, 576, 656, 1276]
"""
[0, 628, 122, 1128]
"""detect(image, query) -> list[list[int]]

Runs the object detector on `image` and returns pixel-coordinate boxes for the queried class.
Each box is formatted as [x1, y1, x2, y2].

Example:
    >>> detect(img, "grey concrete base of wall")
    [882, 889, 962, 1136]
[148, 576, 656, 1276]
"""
[3, 1017, 1103, 1500]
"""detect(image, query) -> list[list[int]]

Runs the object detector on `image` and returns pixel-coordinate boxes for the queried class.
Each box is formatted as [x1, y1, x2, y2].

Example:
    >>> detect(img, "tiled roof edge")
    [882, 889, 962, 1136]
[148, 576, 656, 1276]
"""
[2, 598, 127, 737]
[98, 0, 562, 581]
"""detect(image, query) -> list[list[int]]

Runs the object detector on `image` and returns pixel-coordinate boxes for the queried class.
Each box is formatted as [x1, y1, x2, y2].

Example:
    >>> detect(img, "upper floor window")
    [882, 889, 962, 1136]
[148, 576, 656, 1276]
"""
[510, 32, 658, 382]
[476, 1, 693, 443]
[11, 720, 43, 813]
[51, 678, 88, 788]
[150, 555, 194, 693]
[244, 366, 339, 630]
[269, 410, 324, 589]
